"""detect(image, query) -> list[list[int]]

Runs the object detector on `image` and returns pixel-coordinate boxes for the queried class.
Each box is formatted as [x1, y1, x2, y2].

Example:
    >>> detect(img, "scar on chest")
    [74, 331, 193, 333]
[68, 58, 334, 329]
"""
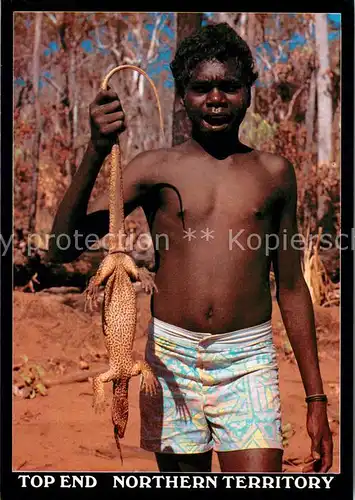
[177, 208, 186, 220]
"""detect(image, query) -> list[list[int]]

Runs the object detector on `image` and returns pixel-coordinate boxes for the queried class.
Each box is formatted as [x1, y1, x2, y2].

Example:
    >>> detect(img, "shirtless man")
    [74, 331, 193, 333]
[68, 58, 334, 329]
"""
[48, 23, 333, 473]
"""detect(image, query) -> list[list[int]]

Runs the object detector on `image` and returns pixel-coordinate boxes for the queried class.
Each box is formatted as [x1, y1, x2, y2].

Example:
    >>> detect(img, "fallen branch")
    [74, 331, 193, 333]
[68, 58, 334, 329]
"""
[43, 365, 108, 387]
[322, 298, 340, 307]
[38, 286, 82, 294]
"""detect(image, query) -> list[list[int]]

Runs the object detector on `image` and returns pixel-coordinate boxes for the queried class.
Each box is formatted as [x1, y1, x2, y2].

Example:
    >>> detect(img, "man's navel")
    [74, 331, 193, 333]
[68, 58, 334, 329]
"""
[205, 306, 214, 320]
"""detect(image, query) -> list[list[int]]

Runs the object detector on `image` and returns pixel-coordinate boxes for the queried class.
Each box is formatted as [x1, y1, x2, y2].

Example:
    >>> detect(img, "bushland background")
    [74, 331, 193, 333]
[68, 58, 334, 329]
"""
[13, 12, 340, 473]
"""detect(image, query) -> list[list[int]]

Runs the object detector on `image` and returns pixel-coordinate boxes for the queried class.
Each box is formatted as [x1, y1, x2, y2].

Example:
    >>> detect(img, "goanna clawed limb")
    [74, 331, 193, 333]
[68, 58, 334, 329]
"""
[84, 252, 158, 312]
[84, 253, 118, 312]
[92, 359, 158, 415]
[111, 358, 159, 461]
[121, 253, 158, 294]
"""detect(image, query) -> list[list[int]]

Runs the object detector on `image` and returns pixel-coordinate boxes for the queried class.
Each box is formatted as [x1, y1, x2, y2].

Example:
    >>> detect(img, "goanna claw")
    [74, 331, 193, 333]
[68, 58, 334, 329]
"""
[137, 268, 158, 295]
[140, 372, 159, 396]
[84, 279, 100, 312]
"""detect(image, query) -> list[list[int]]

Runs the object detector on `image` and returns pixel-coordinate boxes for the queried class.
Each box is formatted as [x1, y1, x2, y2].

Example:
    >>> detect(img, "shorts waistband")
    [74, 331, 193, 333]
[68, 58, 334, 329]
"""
[149, 317, 273, 349]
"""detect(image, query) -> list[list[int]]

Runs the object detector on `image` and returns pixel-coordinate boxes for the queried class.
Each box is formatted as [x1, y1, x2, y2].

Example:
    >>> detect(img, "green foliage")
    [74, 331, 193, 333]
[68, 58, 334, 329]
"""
[240, 112, 278, 149]
[13, 355, 48, 398]
[282, 422, 295, 448]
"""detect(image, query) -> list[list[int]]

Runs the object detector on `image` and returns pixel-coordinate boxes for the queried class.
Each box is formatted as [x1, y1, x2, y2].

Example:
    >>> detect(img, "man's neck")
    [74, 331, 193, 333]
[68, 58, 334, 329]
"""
[190, 127, 252, 159]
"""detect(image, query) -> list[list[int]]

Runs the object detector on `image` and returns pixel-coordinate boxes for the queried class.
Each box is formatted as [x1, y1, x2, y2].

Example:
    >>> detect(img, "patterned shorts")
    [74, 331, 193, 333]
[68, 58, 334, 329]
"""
[140, 317, 283, 454]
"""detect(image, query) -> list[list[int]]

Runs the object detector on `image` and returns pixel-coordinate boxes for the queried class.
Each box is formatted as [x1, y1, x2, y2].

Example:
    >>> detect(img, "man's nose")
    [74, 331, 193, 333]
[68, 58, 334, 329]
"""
[206, 87, 227, 107]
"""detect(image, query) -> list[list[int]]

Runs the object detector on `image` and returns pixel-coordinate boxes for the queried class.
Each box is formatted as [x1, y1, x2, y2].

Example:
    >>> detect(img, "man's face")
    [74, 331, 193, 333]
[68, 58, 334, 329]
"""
[183, 58, 250, 134]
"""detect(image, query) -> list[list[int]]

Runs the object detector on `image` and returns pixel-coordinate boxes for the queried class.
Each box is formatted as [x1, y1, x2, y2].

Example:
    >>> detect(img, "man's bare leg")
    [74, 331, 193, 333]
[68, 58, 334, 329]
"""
[155, 450, 213, 472]
[217, 449, 283, 473]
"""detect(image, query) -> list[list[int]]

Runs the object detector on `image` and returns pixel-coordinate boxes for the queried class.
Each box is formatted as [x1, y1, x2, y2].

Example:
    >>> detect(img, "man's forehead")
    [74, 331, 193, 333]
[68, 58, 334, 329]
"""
[190, 58, 244, 81]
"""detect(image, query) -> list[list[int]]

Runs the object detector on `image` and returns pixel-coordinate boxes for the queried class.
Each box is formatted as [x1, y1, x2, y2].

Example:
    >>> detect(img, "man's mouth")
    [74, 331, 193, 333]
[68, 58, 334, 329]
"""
[201, 110, 231, 130]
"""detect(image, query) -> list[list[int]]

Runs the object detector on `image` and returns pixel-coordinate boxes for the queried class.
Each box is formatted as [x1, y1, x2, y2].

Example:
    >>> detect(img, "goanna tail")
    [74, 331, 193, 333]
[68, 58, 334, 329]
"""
[112, 378, 129, 464]
[114, 426, 124, 465]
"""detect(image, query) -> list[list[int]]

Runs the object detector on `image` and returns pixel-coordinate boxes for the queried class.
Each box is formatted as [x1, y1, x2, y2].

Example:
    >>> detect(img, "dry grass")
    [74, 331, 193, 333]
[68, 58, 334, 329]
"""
[302, 226, 339, 307]
[269, 224, 339, 308]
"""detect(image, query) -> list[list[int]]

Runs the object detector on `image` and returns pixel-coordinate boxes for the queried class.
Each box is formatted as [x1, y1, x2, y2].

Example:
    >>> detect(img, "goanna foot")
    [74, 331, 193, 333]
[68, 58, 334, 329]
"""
[137, 267, 158, 295]
[84, 277, 100, 313]
[92, 376, 106, 413]
[140, 370, 159, 396]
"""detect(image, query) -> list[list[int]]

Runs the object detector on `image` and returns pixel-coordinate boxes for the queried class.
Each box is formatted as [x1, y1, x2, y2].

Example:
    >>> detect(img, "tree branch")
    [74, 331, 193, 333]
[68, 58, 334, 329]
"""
[146, 14, 162, 62]
[43, 74, 65, 97]
[257, 49, 280, 83]
[284, 85, 306, 121]
[44, 12, 58, 26]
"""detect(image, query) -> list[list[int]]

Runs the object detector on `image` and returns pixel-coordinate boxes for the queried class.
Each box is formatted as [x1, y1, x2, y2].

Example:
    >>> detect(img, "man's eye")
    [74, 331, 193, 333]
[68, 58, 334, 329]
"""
[191, 85, 210, 93]
[220, 83, 242, 93]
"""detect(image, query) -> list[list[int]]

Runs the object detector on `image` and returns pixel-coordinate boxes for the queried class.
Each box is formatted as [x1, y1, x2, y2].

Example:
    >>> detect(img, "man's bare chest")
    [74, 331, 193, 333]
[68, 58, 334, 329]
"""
[153, 161, 281, 230]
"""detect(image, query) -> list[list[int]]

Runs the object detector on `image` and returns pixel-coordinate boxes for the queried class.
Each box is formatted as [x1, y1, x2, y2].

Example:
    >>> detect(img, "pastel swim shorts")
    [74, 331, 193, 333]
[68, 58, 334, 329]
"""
[140, 317, 283, 454]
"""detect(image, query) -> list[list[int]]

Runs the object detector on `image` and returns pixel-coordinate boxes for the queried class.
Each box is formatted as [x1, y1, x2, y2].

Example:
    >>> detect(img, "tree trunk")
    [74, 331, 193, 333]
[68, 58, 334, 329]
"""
[238, 13, 247, 39]
[215, 12, 238, 29]
[29, 12, 42, 234]
[315, 14, 332, 165]
[305, 71, 316, 173]
[68, 47, 77, 180]
[315, 14, 332, 228]
[58, 14, 77, 183]
[172, 13, 202, 146]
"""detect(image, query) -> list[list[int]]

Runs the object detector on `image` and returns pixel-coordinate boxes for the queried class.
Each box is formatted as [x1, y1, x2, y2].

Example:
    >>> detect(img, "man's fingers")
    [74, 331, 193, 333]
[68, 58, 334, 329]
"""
[100, 121, 126, 135]
[93, 89, 119, 105]
[319, 439, 333, 473]
[318, 459, 332, 473]
[102, 111, 125, 124]
[303, 454, 317, 473]
[304, 441, 333, 473]
[312, 450, 321, 461]
[302, 462, 316, 473]
[311, 438, 321, 461]
[97, 99, 123, 115]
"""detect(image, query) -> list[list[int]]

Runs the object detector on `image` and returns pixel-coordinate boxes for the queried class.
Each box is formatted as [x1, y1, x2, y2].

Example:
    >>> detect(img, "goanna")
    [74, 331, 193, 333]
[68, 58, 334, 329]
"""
[84, 65, 164, 462]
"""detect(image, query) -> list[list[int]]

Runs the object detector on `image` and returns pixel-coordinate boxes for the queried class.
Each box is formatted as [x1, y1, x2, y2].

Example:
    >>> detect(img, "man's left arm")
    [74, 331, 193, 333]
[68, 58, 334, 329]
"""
[271, 159, 333, 473]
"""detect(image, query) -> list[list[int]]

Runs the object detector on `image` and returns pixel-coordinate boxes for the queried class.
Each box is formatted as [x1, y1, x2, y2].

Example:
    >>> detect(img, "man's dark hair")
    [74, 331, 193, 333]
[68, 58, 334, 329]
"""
[170, 22, 258, 97]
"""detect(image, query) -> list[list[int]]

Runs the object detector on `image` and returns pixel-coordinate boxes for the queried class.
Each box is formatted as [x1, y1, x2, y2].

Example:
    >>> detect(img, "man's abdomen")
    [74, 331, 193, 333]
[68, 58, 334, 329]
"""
[152, 245, 273, 334]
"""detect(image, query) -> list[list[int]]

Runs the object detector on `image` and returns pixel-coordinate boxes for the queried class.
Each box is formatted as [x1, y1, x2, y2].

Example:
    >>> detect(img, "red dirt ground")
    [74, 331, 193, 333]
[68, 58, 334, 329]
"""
[12, 289, 340, 473]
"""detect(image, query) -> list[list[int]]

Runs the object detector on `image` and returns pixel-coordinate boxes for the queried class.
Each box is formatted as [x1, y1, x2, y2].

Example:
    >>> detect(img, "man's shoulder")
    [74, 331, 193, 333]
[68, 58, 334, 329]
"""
[129, 145, 185, 167]
[128, 147, 166, 165]
[253, 151, 297, 200]
[253, 150, 294, 176]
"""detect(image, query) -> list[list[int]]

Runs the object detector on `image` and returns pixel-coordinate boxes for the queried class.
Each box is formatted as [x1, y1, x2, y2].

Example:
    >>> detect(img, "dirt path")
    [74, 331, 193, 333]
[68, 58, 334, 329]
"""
[12, 290, 340, 473]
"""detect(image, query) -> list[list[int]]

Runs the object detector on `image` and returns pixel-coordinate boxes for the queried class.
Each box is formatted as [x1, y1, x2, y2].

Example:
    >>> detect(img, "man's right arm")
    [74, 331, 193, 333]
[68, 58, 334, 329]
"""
[47, 89, 158, 263]
[47, 143, 159, 263]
